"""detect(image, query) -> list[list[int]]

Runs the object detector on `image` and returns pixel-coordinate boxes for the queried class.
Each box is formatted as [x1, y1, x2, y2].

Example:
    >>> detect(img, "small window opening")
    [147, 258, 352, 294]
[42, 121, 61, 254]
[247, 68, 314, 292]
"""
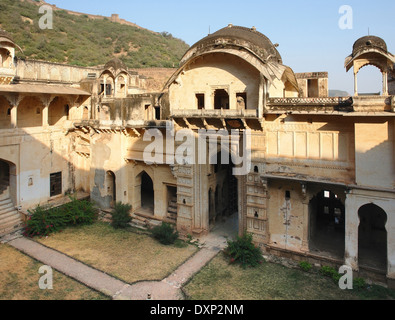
[324, 191, 331, 198]
[50, 172, 62, 197]
[7, 108, 11, 116]
[155, 106, 161, 120]
[254, 166, 259, 173]
[285, 191, 291, 200]
[196, 94, 205, 109]
[65, 105, 70, 119]
[236, 92, 247, 110]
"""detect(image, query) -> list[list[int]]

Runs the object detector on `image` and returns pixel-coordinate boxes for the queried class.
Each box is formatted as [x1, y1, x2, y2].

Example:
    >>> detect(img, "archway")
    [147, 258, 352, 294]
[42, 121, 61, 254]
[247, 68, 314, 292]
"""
[0, 159, 16, 205]
[309, 190, 345, 259]
[355, 65, 382, 95]
[105, 171, 116, 208]
[358, 204, 387, 271]
[140, 171, 154, 214]
[0, 160, 10, 196]
[208, 152, 239, 237]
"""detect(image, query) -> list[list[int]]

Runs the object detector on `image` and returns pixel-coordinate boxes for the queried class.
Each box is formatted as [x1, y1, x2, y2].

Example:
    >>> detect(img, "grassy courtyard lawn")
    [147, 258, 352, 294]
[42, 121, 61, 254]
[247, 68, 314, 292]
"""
[36, 222, 198, 284]
[0, 244, 108, 300]
[184, 253, 395, 300]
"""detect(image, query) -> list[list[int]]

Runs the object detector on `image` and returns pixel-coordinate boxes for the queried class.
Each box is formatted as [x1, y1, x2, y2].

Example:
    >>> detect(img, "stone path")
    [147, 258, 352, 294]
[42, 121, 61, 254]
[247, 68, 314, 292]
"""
[6, 219, 235, 300]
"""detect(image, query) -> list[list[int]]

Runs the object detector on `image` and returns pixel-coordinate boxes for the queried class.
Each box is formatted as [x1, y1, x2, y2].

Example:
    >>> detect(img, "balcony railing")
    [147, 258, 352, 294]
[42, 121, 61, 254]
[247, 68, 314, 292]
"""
[268, 97, 353, 106]
[171, 109, 258, 118]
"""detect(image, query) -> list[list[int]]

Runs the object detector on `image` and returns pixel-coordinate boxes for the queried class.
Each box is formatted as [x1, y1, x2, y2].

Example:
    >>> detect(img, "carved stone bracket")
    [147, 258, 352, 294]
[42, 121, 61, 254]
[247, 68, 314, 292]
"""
[260, 176, 268, 191]
[300, 182, 307, 200]
[170, 164, 179, 179]
[4, 93, 24, 107]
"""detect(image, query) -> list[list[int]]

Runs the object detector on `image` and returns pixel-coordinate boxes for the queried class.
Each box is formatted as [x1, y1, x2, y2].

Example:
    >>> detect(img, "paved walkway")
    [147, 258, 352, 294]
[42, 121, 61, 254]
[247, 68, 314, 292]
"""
[6, 216, 237, 300]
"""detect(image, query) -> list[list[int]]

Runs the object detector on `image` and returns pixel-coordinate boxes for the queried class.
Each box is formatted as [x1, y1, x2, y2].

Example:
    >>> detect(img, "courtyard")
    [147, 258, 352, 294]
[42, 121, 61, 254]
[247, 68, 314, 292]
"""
[1, 221, 394, 300]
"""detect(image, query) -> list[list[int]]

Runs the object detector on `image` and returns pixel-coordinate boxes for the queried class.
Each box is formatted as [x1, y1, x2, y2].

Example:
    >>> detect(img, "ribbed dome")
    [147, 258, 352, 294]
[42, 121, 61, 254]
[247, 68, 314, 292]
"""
[0, 29, 15, 44]
[352, 36, 388, 56]
[104, 58, 127, 71]
[188, 25, 282, 64]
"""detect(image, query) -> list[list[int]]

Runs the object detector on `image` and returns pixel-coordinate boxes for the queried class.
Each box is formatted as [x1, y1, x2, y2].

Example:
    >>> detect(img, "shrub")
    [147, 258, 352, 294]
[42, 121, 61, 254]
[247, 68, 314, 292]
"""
[353, 277, 367, 290]
[151, 223, 179, 245]
[319, 266, 338, 278]
[23, 197, 97, 238]
[224, 233, 263, 269]
[111, 202, 132, 229]
[299, 261, 312, 272]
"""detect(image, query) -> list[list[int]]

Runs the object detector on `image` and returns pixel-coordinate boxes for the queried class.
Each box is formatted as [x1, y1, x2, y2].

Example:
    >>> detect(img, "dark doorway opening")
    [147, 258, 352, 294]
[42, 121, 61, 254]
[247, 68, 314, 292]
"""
[0, 160, 10, 195]
[209, 153, 239, 237]
[106, 171, 116, 208]
[309, 190, 345, 259]
[50, 172, 62, 197]
[214, 89, 229, 109]
[141, 171, 154, 214]
[358, 204, 387, 271]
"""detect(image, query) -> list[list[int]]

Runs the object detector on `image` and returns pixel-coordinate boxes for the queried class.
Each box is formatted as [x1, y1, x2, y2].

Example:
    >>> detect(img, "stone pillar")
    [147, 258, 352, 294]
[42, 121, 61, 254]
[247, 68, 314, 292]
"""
[10, 105, 17, 128]
[354, 72, 358, 97]
[386, 204, 395, 280]
[114, 77, 118, 97]
[42, 105, 49, 127]
[39, 95, 56, 127]
[383, 71, 388, 96]
[258, 74, 264, 118]
[103, 76, 107, 98]
[344, 192, 359, 270]
[301, 183, 310, 252]
[5, 94, 23, 129]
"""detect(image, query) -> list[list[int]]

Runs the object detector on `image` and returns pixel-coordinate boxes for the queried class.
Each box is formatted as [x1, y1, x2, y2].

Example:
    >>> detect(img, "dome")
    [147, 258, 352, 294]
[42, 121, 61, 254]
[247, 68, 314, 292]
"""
[104, 58, 127, 72]
[352, 35, 388, 56]
[185, 25, 282, 64]
[0, 29, 16, 47]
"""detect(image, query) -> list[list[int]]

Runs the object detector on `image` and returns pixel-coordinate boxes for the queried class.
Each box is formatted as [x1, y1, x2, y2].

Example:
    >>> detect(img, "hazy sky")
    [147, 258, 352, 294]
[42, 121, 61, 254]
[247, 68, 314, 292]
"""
[47, 0, 395, 94]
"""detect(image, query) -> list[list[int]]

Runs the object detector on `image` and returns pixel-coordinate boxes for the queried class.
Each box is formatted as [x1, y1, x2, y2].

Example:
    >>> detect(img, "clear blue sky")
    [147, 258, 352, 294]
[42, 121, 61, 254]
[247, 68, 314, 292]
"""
[47, 0, 395, 94]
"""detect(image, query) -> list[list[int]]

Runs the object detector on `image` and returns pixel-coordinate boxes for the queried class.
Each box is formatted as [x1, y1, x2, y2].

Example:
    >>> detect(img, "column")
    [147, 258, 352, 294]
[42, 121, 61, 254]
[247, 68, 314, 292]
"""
[354, 72, 358, 96]
[10, 105, 17, 128]
[42, 104, 49, 127]
[386, 203, 395, 280]
[301, 183, 309, 252]
[344, 192, 359, 270]
[258, 74, 264, 118]
[39, 95, 55, 127]
[103, 76, 107, 98]
[5, 94, 22, 129]
[383, 71, 388, 96]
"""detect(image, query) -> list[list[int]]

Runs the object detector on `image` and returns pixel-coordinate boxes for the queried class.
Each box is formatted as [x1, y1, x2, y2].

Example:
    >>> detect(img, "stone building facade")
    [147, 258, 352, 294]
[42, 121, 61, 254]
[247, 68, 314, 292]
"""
[0, 26, 394, 287]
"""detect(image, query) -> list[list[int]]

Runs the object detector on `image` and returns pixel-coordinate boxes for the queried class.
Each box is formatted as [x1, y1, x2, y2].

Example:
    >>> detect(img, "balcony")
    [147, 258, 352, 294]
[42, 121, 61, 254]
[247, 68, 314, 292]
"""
[267, 96, 395, 115]
[170, 108, 259, 119]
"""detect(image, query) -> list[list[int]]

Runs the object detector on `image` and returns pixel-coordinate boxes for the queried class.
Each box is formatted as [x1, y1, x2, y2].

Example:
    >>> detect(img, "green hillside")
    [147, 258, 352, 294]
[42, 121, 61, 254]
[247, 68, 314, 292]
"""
[0, 0, 189, 68]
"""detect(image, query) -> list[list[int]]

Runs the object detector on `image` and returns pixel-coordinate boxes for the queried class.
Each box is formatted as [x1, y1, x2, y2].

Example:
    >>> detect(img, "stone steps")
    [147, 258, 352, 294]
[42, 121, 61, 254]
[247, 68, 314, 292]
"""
[167, 196, 178, 220]
[0, 196, 23, 238]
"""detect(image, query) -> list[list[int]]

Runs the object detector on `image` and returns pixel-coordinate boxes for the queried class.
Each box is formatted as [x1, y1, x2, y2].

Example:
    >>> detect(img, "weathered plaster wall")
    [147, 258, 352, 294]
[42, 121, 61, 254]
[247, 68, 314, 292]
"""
[264, 115, 355, 184]
[354, 120, 394, 189]
[169, 53, 260, 110]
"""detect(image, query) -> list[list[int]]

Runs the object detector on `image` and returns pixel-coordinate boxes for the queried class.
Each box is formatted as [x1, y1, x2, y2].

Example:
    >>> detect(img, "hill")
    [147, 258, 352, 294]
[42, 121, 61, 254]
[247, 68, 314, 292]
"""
[329, 90, 350, 97]
[0, 0, 190, 68]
